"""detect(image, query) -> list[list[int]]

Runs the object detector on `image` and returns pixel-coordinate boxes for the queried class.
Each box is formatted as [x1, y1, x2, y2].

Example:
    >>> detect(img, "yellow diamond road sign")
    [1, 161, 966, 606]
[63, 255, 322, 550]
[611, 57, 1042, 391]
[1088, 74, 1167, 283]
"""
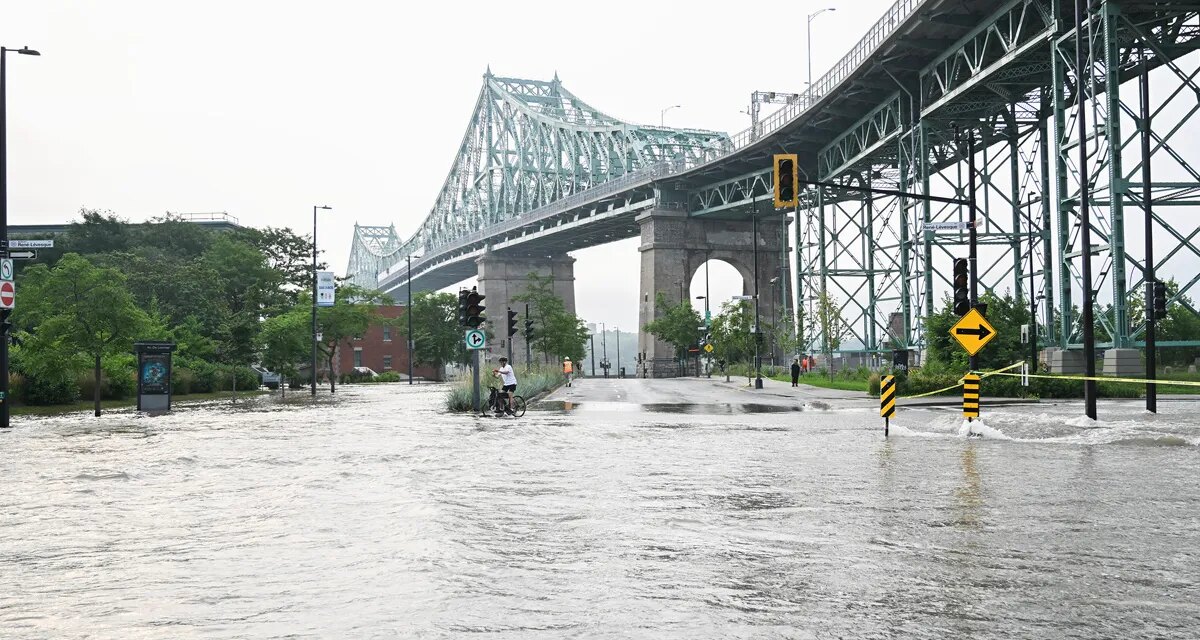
[704, 343, 714, 353]
[950, 307, 997, 356]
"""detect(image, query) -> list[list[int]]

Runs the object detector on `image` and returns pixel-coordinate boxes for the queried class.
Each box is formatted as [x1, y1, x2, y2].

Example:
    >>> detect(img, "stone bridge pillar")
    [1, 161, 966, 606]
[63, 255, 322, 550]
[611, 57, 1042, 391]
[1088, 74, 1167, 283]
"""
[636, 208, 787, 378]
[476, 251, 576, 368]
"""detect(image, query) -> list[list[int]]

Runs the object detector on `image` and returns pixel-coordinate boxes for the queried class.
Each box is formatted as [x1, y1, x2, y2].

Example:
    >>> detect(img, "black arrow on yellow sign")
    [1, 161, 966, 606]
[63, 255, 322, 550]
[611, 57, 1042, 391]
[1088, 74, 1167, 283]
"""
[954, 324, 992, 339]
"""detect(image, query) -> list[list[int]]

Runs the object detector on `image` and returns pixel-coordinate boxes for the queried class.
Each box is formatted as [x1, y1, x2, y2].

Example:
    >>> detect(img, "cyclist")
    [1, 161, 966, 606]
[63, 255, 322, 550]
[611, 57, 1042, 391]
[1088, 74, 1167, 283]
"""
[562, 356, 573, 387]
[491, 357, 518, 416]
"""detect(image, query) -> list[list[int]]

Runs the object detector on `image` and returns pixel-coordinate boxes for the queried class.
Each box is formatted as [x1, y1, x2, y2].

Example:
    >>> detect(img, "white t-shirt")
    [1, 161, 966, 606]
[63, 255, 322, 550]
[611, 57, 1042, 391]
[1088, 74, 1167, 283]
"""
[497, 364, 517, 386]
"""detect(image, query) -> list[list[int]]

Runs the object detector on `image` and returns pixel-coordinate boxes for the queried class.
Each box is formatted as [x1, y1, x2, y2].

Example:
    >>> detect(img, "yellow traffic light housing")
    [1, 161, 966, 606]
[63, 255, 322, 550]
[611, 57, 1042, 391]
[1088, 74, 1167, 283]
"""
[773, 153, 799, 208]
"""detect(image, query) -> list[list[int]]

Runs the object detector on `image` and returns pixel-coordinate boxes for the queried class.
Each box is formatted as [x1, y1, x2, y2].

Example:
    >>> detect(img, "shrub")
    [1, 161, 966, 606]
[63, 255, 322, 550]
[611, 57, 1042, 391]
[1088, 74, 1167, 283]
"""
[173, 368, 196, 395]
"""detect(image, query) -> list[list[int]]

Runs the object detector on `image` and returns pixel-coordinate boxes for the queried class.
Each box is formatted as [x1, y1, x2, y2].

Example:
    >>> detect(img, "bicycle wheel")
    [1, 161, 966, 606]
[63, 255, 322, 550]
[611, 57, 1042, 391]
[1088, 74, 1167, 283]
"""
[511, 395, 527, 418]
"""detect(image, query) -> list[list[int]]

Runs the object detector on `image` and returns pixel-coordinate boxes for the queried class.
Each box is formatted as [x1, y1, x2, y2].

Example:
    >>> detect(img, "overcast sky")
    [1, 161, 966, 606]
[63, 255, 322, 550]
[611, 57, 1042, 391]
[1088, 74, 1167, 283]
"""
[3, 0, 898, 330]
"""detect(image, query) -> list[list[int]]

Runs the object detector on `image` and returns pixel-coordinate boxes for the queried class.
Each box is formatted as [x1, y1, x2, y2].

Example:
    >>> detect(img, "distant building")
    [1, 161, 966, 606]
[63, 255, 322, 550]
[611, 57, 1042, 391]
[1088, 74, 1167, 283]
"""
[9, 211, 242, 237]
[334, 305, 440, 381]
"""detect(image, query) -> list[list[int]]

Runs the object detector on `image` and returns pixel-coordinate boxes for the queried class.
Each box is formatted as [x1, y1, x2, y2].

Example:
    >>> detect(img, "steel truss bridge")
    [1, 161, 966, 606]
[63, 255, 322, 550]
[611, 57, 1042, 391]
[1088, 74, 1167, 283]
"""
[350, 0, 1200, 355]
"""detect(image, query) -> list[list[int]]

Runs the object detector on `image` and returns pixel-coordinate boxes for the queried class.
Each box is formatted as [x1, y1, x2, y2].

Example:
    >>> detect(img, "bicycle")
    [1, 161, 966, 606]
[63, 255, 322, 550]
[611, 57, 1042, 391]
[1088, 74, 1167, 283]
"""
[486, 384, 527, 418]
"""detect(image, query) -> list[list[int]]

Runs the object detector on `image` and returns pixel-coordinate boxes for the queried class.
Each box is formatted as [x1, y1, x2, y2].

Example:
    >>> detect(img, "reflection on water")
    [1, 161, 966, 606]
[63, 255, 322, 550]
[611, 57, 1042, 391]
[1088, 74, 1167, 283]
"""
[1, 385, 1198, 638]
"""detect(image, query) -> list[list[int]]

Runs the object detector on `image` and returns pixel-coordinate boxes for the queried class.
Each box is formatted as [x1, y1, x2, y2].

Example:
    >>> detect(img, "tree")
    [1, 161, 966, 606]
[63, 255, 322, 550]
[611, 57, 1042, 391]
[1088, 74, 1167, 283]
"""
[16, 253, 150, 415]
[236, 226, 320, 301]
[816, 290, 849, 374]
[409, 291, 462, 373]
[260, 311, 310, 396]
[925, 291, 1031, 372]
[512, 273, 588, 364]
[710, 300, 755, 383]
[643, 292, 704, 367]
[316, 284, 392, 392]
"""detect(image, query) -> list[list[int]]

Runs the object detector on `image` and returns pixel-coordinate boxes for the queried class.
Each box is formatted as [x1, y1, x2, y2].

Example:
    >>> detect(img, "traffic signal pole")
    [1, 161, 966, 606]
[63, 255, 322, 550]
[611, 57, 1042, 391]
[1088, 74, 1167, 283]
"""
[1140, 53, 1157, 413]
[1075, 0, 1098, 420]
[967, 129, 980, 372]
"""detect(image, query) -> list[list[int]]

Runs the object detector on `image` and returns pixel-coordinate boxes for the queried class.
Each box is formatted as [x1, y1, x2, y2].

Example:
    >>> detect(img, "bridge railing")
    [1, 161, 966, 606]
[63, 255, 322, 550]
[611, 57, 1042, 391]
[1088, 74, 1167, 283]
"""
[382, 159, 688, 283]
[727, 0, 924, 151]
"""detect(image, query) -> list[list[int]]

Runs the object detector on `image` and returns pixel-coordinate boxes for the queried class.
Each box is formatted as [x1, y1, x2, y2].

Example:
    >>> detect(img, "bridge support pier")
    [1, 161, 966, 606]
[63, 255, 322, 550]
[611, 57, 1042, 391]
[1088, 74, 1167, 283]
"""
[476, 251, 576, 368]
[636, 208, 786, 378]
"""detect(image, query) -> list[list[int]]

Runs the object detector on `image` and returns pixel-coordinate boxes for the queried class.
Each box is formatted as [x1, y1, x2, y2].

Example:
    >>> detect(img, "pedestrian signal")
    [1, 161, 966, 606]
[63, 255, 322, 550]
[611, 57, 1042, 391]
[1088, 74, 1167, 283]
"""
[773, 153, 799, 209]
[952, 258, 970, 316]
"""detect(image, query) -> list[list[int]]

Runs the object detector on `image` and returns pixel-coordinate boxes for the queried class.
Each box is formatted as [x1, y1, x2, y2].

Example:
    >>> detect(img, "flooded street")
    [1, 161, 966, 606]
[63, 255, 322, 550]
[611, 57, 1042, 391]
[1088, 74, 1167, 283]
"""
[2, 381, 1198, 638]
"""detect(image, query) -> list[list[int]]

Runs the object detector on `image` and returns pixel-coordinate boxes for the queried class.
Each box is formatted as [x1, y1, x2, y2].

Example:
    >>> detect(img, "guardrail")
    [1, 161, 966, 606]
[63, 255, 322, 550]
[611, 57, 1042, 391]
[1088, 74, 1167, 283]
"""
[727, 0, 925, 151]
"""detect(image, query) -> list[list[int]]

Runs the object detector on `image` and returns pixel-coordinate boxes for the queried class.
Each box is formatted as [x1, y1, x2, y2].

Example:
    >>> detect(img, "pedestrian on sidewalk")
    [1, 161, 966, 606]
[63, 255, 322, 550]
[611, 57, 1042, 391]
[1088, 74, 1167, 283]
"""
[562, 356, 573, 387]
[790, 358, 801, 387]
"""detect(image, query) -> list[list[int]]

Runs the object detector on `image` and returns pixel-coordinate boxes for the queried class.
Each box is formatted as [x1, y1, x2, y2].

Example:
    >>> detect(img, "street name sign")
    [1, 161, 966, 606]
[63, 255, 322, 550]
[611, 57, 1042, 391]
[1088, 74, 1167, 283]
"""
[6, 239, 54, 249]
[0, 280, 14, 310]
[950, 307, 997, 356]
[464, 328, 486, 350]
[316, 271, 336, 307]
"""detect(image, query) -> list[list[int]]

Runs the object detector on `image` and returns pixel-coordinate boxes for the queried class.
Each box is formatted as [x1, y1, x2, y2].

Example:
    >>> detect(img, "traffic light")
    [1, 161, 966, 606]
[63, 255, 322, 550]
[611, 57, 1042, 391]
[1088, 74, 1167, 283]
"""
[952, 258, 970, 316]
[463, 287, 486, 328]
[773, 153, 799, 209]
[1153, 281, 1168, 318]
[524, 318, 535, 342]
[457, 289, 469, 327]
[507, 308, 518, 337]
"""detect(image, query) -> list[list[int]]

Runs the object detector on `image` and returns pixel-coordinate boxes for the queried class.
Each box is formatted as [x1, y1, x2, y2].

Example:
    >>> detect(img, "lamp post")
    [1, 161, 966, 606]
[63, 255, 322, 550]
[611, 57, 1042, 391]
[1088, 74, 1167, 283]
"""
[614, 326, 621, 378]
[0, 45, 40, 430]
[807, 8, 836, 105]
[406, 254, 421, 385]
[600, 322, 609, 378]
[311, 204, 331, 396]
[660, 104, 681, 127]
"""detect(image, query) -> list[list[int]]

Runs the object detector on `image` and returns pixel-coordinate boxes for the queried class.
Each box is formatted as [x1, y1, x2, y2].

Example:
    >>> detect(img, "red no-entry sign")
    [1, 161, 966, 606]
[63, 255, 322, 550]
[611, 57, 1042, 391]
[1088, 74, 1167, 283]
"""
[0, 280, 14, 309]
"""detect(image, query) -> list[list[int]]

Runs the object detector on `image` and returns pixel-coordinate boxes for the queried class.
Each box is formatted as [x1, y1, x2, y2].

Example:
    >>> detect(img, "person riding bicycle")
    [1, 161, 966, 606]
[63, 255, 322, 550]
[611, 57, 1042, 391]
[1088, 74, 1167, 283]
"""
[562, 356, 573, 387]
[491, 357, 518, 415]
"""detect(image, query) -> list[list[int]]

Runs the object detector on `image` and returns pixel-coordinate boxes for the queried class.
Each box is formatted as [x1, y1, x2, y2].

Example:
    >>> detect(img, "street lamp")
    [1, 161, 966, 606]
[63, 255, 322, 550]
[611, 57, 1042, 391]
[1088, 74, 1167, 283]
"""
[406, 254, 421, 385]
[1, 45, 40, 430]
[807, 8, 836, 105]
[311, 205, 331, 396]
[660, 104, 681, 127]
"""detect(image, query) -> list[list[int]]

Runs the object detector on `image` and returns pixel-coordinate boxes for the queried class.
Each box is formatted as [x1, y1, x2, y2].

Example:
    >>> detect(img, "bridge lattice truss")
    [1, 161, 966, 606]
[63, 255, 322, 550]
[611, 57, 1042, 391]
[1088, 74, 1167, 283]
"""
[786, 0, 1200, 354]
[348, 72, 730, 288]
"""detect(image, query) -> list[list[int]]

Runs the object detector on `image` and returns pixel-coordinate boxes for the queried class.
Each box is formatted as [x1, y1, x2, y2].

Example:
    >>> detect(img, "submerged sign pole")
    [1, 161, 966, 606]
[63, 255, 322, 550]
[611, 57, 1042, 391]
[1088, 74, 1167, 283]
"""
[880, 374, 896, 437]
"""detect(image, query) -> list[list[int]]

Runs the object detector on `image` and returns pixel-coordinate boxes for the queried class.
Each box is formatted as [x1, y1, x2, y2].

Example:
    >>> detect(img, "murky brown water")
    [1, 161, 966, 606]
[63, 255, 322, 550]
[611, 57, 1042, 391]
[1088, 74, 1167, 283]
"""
[1, 385, 1198, 638]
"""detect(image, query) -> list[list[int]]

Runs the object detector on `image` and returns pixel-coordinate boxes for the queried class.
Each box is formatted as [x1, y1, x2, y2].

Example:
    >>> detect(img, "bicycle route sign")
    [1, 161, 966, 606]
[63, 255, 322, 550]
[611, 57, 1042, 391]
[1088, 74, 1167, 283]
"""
[464, 328, 487, 350]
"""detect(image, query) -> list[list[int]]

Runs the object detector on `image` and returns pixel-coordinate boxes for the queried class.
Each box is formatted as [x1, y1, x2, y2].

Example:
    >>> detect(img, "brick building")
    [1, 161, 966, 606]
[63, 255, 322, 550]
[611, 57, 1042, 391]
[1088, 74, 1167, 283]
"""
[333, 305, 440, 381]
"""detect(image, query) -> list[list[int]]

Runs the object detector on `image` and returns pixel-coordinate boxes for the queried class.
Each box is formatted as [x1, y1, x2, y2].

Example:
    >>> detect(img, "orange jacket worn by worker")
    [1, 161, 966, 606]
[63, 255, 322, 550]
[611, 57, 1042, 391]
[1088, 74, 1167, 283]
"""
[563, 358, 573, 374]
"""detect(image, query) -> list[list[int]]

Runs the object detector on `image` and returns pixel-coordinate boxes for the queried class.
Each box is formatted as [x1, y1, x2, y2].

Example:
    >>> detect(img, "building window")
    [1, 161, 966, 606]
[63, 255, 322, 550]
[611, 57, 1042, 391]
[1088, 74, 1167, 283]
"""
[383, 325, 391, 342]
[383, 355, 393, 370]
[353, 348, 363, 368]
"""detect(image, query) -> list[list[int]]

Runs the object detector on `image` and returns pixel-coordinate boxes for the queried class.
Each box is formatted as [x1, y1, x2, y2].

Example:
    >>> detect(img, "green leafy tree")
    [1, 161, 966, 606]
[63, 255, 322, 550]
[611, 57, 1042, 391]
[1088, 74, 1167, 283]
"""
[643, 292, 704, 365]
[410, 291, 462, 374]
[15, 253, 150, 415]
[816, 290, 849, 374]
[710, 300, 755, 382]
[512, 273, 588, 364]
[316, 284, 392, 392]
[925, 291, 1031, 372]
[260, 310, 310, 396]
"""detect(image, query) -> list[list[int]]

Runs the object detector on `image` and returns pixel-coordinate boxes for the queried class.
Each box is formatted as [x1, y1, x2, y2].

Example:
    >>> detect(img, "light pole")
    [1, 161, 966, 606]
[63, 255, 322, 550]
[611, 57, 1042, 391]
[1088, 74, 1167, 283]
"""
[807, 8, 836, 105]
[406, 254, 421, 385]
[660, 104, 681, 127]
[311, 204, 331, 396]
[0, 45, 39, 430]
[600, 322, 609, 378]
[697, 295, 710, 378]
[614, 326, 621, 378]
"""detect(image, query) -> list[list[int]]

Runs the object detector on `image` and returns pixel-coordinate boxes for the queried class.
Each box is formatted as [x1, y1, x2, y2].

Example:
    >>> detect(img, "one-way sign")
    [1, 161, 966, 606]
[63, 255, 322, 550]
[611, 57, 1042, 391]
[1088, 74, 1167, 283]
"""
[6, 250, 36, 260]
[950, 307, 997, 356]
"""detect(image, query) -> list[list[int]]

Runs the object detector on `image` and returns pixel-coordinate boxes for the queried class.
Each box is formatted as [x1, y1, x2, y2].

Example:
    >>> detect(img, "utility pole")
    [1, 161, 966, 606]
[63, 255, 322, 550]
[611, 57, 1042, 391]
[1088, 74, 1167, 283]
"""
[753, 212, 763, 389]
[407, 254, 415, 385]
[614, 327, 621, 378]
[311, 205, 331, 396]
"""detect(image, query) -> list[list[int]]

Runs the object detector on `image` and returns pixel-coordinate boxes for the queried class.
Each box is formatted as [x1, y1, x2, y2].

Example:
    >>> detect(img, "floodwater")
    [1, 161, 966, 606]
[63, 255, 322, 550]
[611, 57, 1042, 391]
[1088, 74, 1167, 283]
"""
[1, 385, 1198, 639]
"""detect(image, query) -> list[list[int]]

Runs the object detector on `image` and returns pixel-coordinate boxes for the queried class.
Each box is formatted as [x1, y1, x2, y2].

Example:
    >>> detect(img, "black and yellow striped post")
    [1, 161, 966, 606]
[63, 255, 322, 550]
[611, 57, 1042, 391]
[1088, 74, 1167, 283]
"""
[962, 373, 981, 420]
[880, 374, 896, 437]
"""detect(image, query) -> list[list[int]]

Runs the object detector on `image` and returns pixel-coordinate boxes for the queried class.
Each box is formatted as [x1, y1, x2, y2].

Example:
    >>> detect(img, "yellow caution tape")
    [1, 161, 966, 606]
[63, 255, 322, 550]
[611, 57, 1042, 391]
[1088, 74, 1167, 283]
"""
[989, 371, 1200, 388]
[898, 361, 1026, 400]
